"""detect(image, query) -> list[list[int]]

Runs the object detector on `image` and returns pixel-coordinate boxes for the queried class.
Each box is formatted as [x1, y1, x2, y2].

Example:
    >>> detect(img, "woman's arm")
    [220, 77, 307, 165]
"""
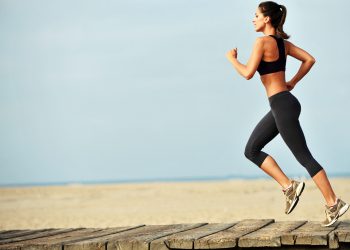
[285, 41, 316, 88]
[225, 38, 264, 80]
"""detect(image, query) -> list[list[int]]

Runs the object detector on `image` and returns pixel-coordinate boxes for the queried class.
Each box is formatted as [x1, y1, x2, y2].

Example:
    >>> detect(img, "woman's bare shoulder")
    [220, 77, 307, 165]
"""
[257, 35, 270, 41]
[254, 35, 271, 46]
[284, 39, 293, 50]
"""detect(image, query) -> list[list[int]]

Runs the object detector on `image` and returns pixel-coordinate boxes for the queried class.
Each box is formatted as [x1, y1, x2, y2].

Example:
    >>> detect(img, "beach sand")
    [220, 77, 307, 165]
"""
[0, 177, 349, 230]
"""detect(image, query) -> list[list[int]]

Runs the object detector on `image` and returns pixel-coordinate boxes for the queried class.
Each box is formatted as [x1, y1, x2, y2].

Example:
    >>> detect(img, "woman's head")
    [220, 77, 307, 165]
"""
[253, 1, 290, 39]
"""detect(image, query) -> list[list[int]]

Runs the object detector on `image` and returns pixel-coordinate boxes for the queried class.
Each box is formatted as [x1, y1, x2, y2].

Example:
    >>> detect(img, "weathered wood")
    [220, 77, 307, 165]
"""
[335, 220, 350, 243]
[0, 228, 83, 245]
[0, 245, 20, 250]
[161, 223, 236, 249]
[0, 230, 26, 236]
[0, 229, 55, 240]
[192, 219, 274, 249]
[0, 226, 144, 250]
[149, 224, 208, 250]
[61, 226, 145, 244]
[64, 225, 150, 250]
[0, 220, 349, 249]
[213, 247, 350, 250]
[329, 230, 339, 249]
[238, 221, 306, 247]
[65, 223, 205, 250]
[107, 223, 208, 250]
[1, 228, 102, 250]
[281, 221, 339, 246]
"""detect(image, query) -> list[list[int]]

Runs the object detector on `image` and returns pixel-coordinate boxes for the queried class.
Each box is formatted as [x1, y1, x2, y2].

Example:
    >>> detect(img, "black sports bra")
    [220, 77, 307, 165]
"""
[257, 35, 286, 76]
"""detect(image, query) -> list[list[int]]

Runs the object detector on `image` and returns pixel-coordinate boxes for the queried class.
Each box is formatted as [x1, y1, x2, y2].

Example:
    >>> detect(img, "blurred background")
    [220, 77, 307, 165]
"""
[1, 0, 349, 186]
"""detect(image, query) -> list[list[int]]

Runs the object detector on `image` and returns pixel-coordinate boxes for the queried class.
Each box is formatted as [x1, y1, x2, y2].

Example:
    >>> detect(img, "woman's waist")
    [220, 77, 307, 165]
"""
[262, 79, 286, 86]
[265, 83, 289, 98]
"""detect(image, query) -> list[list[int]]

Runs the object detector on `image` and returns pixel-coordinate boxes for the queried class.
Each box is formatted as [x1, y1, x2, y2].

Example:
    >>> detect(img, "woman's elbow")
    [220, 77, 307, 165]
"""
[302, 57, 316, 68]
[308, 56, 316, 64]
[245, 72, 254, 80]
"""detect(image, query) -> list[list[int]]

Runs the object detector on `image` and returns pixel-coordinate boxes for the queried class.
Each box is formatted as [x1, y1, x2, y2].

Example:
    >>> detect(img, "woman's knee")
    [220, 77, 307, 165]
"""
[244, 145, 262, 165]
[244, 143, 254, 160]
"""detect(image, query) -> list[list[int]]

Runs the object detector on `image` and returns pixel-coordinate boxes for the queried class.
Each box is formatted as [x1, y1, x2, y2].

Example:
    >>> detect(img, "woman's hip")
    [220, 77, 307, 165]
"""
[268, 90, 301, 115]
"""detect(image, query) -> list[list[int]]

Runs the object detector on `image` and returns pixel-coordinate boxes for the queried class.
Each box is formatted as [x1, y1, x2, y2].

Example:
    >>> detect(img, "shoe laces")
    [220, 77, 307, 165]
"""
[284, 189, 293, 203]
[325, 197, 340, 210]
[325, 198, 340, 218]
[325, 208, 333, 221]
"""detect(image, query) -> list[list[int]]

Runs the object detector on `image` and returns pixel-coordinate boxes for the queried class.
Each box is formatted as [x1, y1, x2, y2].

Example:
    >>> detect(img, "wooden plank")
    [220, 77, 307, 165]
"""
[238, 220, 306, 247]
[329, 220, 350, 250]
[0, 228, 83, 245]
[0, 229, 55, 240]
[1, 228, 100, 250]
[149, 223, 209, 250]
[64, 225, 149, 250]
[0, 220, 348, 250]
[157, 223, 236, 249]
[335, 220, 350, 243]
[107, 223, 209, 250]
[65, 224, 204, 250]
[60, 226, 145, 244]
[281, 221, 340, 246]
[0, 230, 25, 236]
[0, 226, 142, 250]
[328, 230, 339, 249]
[0, 245, 20, 250]
[192, 219, 274, 249]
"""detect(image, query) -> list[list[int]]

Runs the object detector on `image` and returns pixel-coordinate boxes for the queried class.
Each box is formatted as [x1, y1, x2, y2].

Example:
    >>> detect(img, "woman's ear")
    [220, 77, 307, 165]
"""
[264, 16, 270, 24]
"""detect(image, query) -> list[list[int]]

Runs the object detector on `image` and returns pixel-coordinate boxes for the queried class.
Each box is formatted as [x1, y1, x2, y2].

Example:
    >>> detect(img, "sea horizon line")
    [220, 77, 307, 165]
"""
[1, 172, 350, 188]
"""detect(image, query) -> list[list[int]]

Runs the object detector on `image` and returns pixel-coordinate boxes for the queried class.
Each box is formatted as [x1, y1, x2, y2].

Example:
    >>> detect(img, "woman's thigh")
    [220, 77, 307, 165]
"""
[271, 95, 311, 157]
[274, 112, 312, 158]
[245, 110, 279, 151]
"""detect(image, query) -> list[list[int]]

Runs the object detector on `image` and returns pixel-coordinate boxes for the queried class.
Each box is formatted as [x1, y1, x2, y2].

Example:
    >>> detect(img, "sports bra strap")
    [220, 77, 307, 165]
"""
[269, 35, 285, 61]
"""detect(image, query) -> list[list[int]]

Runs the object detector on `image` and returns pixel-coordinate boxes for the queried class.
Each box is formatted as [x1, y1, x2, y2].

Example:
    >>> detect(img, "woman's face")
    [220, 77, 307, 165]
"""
[253, 7, 267, 32]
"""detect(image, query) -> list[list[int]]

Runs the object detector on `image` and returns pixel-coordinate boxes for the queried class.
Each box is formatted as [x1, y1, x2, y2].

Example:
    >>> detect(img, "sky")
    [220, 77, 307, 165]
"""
[1, 0, 349, 186]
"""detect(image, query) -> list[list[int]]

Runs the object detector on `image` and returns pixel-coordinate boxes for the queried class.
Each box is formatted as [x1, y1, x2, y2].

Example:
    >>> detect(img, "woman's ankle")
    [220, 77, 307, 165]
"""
[282, 180, 293, 192]
[326, 197, 338, 207]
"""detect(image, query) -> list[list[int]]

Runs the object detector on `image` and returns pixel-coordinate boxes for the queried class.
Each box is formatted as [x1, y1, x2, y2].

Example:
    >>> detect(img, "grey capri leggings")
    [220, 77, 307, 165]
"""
[244, 90, 323, 177]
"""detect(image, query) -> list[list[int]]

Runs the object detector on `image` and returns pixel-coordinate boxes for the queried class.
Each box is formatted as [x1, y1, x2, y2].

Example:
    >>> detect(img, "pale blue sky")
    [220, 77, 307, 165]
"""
[1, 0, 349, 186]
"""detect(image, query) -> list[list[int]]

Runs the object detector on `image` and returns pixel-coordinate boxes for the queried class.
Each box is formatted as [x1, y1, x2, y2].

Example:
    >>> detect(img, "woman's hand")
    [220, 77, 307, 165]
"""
[286, 81, 295, 91]
[225, 48, 238, 63]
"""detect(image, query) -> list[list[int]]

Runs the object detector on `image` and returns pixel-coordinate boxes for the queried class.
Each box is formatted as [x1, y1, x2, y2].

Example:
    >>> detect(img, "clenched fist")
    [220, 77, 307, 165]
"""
[225, 47, 238, 63]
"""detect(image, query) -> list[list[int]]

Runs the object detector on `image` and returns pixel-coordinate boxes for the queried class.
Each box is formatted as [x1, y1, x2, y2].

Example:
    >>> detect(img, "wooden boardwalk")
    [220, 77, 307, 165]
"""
[0, 219, 349, 249]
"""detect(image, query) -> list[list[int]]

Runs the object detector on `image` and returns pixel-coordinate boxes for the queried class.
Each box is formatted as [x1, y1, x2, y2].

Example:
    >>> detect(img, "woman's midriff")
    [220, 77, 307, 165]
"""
[260, 73, 288, 98]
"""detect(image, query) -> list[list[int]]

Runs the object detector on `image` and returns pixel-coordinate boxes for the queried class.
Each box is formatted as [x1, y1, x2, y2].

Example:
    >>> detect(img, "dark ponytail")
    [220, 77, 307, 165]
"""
[259, 1, 290, 39]
[277, 4, 289, 39]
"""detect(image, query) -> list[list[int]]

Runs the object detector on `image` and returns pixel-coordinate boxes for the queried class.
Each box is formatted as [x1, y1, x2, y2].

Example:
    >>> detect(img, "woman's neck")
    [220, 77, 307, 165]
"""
[262, 26, 276, 36]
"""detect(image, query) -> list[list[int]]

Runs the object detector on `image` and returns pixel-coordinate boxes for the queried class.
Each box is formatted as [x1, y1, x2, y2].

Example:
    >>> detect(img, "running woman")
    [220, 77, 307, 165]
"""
[225, 1, 349, 227]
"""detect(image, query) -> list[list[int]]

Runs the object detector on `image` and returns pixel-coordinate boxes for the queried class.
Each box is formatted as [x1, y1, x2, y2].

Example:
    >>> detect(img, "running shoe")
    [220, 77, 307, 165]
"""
[321, 197, 349, 227]
[283, 180, 305, 214]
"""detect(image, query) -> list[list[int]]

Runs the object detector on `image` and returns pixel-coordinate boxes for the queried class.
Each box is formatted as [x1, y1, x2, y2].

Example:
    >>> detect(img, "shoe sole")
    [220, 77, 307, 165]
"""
[322, 203, 350, 227]
[286, 182, 305, 214]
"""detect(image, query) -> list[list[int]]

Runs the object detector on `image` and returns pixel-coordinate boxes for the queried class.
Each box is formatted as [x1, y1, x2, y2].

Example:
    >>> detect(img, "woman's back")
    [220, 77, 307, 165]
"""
[259, 35, 288, 97]
[257, 35, 287, 75]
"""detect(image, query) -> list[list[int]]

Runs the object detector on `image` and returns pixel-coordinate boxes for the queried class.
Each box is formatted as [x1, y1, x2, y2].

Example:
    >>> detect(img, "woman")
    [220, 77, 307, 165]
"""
[225, 1, 349, 227]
